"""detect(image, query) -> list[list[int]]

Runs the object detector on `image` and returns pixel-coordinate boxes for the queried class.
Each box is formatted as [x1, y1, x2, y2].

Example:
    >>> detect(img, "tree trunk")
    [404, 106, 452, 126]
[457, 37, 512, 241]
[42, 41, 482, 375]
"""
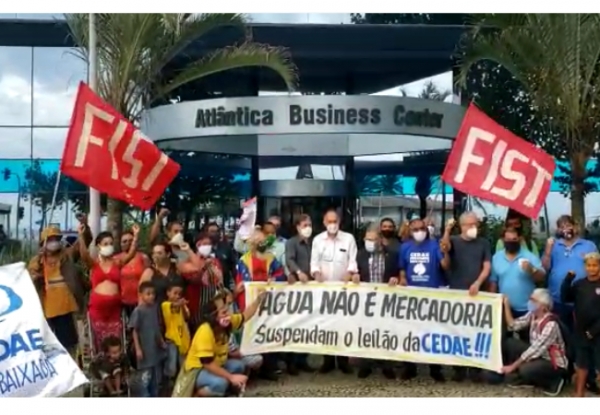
[570, 152, 587, 228]
[106, 197, 124, 249]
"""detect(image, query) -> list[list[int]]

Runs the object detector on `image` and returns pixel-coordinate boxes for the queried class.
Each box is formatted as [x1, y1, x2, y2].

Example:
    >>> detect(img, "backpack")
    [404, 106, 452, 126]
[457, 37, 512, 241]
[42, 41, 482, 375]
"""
[537, 314, 574, 369]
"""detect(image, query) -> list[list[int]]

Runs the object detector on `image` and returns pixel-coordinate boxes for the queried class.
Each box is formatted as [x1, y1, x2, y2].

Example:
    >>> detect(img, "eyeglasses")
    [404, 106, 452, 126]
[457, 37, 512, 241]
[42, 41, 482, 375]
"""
[411, 227, 426, 232]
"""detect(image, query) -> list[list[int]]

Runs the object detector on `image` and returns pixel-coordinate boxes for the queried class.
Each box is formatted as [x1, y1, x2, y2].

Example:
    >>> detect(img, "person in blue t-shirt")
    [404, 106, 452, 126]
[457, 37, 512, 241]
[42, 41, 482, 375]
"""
[390, 217, 449, 382]
[542, 214, 599, 393]
[489, 227, 545, 342]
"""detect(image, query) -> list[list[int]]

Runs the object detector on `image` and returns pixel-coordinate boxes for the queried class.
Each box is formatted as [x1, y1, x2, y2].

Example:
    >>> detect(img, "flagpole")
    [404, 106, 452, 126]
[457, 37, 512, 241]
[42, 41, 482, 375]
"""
[88, 13, 101, 236]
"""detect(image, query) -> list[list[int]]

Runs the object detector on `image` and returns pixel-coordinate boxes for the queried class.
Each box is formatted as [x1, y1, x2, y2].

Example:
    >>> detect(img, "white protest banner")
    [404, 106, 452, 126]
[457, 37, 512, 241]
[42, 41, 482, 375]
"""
[241, 283, 503, 371]
[237, 197, 257, 240]
[0, 262, 88, 397]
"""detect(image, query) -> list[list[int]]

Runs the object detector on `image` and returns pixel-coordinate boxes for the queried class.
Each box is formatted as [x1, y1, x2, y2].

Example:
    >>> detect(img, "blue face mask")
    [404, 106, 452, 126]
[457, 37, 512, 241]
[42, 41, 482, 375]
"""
[527, 300, 538, 313]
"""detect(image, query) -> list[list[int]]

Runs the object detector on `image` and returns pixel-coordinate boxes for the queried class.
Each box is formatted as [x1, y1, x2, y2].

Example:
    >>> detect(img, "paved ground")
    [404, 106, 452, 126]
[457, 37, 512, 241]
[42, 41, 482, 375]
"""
[65, 365, 580, 397]
[244, 367, 571, 397]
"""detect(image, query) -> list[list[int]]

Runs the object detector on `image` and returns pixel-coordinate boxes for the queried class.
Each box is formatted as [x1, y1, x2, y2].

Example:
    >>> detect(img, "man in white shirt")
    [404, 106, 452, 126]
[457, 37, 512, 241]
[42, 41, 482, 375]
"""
[310, 209, 358, 374]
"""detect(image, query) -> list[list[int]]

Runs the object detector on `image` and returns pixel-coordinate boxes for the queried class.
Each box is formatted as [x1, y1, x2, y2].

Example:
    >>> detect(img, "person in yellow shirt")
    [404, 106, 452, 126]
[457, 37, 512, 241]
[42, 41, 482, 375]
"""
[185, 288, 266, 397]
[162, 281, 191, 380]
[27, 223, 91, 356]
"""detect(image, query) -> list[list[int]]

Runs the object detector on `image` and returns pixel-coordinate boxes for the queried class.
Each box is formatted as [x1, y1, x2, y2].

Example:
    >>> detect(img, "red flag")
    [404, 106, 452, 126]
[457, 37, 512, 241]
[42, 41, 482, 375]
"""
[442, 103, 555, 219]
[61, 82, 180, 210]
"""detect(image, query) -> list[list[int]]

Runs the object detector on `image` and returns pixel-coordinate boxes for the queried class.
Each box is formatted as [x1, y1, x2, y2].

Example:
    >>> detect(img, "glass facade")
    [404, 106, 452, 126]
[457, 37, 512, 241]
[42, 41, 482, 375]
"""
[0, 37, 590, 239]
[0, 46, 86, 238]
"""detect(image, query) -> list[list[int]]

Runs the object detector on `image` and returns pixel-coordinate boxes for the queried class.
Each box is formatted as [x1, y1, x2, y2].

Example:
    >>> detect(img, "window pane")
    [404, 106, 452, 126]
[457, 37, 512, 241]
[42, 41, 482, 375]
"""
[0, 127, 31, 158]
[33, 47, 87, 126]
[0, 47, 32, 126]
[32, 127, 67, 159]
[258, 156, 347, 181]
[0, 192, 33, 240]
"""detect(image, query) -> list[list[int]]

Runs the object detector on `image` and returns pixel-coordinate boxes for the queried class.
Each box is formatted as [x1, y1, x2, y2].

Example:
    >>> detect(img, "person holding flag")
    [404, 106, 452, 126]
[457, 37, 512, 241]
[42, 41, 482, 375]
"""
[27, 217, 92, 356]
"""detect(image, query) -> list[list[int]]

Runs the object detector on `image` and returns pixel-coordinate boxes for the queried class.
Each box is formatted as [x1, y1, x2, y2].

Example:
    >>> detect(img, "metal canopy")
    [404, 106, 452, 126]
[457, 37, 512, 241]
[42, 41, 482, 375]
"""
[0, 19, 465, 93]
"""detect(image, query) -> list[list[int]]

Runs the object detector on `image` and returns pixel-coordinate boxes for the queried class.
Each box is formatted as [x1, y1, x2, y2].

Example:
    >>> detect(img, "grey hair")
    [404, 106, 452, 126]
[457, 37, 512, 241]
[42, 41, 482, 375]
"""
[459, 211, 478, 225]
[584, 252, 600, 262]
[365, 223, 380, 235]
[531, 288, 553, 310]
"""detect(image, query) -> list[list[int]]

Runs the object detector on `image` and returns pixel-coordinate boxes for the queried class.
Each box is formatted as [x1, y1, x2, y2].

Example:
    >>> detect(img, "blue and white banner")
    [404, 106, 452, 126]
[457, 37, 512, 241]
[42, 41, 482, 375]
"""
[0, 262, 88, 397]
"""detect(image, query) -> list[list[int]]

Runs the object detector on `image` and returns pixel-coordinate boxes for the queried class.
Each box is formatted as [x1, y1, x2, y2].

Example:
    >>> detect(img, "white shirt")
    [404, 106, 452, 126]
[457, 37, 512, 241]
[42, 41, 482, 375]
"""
[310, 230, 358, 282]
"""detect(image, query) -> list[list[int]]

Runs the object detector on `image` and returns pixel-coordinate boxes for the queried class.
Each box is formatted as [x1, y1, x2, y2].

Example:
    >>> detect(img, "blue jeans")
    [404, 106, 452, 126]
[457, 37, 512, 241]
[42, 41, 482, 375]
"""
[138, 365, 162, 397]
[164, 342, 183, 378]
[195, 359, 245, 396]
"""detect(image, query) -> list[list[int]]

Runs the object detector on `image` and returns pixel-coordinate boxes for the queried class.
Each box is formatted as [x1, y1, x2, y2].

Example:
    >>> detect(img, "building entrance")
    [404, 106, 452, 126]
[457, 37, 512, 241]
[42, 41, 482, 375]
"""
[262, 197, 353, 238]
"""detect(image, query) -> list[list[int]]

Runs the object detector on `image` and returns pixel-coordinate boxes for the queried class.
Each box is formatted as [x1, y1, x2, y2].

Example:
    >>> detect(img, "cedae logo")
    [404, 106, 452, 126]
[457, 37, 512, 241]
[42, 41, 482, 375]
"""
[0, 285, 23, 322]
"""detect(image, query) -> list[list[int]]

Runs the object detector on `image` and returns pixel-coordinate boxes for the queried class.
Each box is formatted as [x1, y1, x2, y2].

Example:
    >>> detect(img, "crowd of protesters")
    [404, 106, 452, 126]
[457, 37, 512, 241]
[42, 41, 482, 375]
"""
[26, 207, 600, 397]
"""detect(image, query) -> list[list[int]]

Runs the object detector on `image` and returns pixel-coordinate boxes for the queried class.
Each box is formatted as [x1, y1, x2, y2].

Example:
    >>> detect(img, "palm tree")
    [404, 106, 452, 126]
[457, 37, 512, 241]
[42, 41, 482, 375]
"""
[456, 14, 600, 226]
[400, 82, 451, 217]
[65, 14, 297, 239]
[400, 80, 452, 101]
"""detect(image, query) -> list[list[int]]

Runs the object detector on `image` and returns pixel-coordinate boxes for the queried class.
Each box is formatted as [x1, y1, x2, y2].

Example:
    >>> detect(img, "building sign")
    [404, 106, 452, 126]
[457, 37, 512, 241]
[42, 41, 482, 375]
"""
[194, 103, 444, 130]
[141, 96, 464, 144]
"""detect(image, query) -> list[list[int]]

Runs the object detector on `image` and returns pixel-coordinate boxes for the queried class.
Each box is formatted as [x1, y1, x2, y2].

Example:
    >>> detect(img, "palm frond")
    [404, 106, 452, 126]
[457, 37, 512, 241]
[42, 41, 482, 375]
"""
[158, 42, 298, 99]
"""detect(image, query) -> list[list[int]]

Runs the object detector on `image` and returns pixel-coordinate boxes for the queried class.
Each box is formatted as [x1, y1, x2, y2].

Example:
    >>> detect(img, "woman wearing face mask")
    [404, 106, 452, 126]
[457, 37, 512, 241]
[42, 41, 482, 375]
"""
[195, 234, 225, 327]
[117, 229, 150, 318]
[233, 230, 284, 381]
[234, 230, 285, 311]
[79, 224, 140, 351]
[181, 290, 266, 397]
[27, 224, 91, 355]
[390, 218, 449, 382]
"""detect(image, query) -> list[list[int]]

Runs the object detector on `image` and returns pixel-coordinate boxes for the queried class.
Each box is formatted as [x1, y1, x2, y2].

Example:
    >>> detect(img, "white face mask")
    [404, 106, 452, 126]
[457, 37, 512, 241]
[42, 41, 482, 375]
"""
[364, 240, 376, 252]
[99, 245, 114, 257]
[326, 224, 339, 234]
[299, 227, 312, 238]
[45, 241, 62, 252]
[197, 245, 212, 257]
[170, 232, 184, 246]
[413, 231, 427, 242]
[465, 227, 478, 240]
[427, 226, 435, 235]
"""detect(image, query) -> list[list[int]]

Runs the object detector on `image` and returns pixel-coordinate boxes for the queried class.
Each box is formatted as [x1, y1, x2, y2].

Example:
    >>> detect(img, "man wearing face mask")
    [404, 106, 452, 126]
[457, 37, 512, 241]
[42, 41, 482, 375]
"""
[501, 289, 568, 396]
[310, 209, 358, 374]
[283, 214, 315, 375]
[356, 224, 399, 379]
[379, 217, 400, 254]
[205, 222, 235, 290]
[391, 218, 448, 382]
[268, 215, 287, 243]
[28, 222, 92, 355]
[495, 211, 539, 255]
[442, 211, 491, 382]
[543, 214, 599, 393]
[490, 228, 545, 342]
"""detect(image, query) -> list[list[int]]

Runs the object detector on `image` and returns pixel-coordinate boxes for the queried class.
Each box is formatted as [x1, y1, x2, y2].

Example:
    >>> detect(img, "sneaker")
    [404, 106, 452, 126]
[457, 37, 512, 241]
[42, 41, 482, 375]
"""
[542, 378, 565, 397]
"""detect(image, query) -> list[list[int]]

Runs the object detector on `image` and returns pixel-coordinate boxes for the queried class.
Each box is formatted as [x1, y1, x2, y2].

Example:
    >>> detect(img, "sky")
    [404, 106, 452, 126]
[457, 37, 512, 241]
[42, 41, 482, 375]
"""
[0, 13, 595, 236]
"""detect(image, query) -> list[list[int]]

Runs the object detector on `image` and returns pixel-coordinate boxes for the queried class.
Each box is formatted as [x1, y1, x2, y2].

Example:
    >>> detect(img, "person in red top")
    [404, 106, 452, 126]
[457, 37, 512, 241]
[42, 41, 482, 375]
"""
[196, 233, 224, 317]
[116, 229, 150, 317]
[79, 224, 140, 351]
[233, 229, 284, 380]
[234, 230, 285, 311]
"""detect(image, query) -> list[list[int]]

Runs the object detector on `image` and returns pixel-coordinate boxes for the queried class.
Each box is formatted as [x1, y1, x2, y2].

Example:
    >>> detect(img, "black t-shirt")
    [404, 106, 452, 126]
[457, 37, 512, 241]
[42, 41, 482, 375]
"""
[448, 235, 491, 289]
